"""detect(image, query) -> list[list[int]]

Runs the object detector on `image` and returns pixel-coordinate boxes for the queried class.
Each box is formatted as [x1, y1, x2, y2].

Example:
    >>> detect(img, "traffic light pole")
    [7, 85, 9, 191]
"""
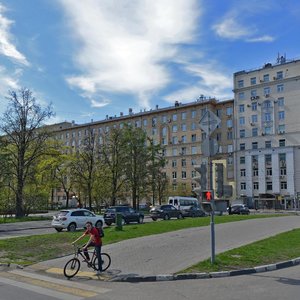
[209, 153, 215, 264]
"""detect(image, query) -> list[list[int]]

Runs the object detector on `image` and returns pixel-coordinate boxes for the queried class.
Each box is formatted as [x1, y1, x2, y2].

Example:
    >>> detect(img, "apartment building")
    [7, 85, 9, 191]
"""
[52, 98, 235, 205]
[233, 56, 300, 209]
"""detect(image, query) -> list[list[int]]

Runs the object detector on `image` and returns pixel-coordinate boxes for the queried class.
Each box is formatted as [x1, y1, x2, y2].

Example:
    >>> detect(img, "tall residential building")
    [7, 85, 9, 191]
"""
[233, 56, 300, 209]
[52, 98, 235, 205]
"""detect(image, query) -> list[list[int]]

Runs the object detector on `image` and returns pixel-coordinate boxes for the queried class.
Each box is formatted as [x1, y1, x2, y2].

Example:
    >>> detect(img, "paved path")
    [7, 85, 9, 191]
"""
[34, 216, 300, 277]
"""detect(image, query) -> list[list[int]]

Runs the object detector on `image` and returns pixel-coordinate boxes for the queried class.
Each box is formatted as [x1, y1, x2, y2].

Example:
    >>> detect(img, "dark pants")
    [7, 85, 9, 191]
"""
[83, 242, 102, 271]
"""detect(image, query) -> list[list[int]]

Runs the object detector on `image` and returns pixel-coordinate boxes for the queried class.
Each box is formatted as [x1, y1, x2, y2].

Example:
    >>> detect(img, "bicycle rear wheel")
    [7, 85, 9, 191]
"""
[92, 253, 111, 271]
[64, 258, 80, 278]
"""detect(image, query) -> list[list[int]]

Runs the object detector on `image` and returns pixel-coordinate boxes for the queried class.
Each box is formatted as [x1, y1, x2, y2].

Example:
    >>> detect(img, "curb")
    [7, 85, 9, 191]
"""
[111, 257, 300, 282]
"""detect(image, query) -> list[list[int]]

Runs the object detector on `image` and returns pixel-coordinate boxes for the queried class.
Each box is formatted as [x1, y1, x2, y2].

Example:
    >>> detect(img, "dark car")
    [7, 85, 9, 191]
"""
[150, 204, 184, 221]
[182, 206, 207, 217]
[228, 204, 250, 215]
[104, 206, 144, 226]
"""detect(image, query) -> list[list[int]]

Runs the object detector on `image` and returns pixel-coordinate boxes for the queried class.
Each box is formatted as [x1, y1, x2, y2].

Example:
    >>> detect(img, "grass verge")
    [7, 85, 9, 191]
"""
[0, 216, 52, 223]
[0, 214, 293, 266]
[181, 228, 300, 273]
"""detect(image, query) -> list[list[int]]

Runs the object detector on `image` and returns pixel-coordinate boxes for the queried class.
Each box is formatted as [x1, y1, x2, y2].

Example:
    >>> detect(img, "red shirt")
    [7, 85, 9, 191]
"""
[85, 227, 102, 246]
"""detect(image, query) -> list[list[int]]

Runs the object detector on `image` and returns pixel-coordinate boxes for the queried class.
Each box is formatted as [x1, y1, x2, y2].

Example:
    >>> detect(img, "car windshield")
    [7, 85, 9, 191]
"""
[57, 211, 68, 216]
[106, 208, 116, 213]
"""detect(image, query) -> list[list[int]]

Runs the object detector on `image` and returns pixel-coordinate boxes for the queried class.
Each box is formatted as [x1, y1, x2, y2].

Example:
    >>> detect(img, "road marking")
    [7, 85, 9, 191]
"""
[1, 271, 110, 299]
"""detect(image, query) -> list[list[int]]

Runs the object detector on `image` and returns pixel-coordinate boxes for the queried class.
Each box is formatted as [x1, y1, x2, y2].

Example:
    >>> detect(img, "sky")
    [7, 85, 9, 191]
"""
[0, 0, 300, 125]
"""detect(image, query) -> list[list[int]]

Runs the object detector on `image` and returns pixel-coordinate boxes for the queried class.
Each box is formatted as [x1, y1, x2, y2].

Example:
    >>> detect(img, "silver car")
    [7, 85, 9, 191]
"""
[51, 209, 104, 232]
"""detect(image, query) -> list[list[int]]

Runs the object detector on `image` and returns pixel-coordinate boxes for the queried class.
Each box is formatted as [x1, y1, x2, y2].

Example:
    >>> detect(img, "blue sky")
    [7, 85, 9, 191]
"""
[0, 0, 300, 125]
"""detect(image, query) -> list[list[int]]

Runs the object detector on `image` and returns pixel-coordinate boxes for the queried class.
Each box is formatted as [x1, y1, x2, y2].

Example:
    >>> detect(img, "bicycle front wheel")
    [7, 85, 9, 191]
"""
[93, 253, 111, 271]
[64, 258, 80, 278]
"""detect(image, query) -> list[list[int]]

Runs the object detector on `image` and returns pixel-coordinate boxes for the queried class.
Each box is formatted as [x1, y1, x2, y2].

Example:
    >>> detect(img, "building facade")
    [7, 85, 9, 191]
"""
[233, 56, 300, 209]
[52, 98, 235, 205]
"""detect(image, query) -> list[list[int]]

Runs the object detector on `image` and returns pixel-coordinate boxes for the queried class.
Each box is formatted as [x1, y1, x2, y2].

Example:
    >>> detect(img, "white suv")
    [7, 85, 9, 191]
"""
[51, 209, 104, 232]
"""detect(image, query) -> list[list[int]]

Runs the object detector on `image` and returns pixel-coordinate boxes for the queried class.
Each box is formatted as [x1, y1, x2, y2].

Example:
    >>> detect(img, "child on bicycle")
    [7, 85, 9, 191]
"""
[72, 221, 103, 275]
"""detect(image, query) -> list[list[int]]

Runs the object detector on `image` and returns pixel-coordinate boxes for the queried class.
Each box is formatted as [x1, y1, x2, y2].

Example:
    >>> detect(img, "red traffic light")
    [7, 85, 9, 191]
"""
[202, 190, 213, 202]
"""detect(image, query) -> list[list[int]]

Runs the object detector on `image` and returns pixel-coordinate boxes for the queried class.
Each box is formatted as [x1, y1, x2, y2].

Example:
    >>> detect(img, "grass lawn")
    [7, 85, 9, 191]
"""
[0, 214, 297, 270]
[0, 216, 52, 223]
[181, 228, 300, 273]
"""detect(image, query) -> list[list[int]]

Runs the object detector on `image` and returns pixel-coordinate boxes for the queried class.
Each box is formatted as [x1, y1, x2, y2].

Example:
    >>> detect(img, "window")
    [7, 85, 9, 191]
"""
[253, 182, 259, 190]
[162, 137, 167, 145]
[240, 156, 245, 164]
[238, 80, 244, 88]
[172, 184, 177, 191]
[181, 159, 186, 167]
[172, 171, 177, 179]
[280, 168, 287, 175]
[181, 112, 187, 120]
[276, 71, 283, 79]
[279, 139, 285, 147]
[241, 182, 246, 190]
[227, 131, 233, 140]
[252, 102, 257, 111]
[265, 127, 272, 135]
[239, 116, 245, 125]
[228, 157, 233, 165]
[277, 84, 284, 93]
[240, 129, 245, 138]
[252, 128, 258, 137]
[264, 87, 270, 95]
[172, 125, 177, 132]
[191, 159, 197, 166]
[181, 171, 187, 179]
[143, 119, 147, 126]
[263, 74, 269, 82]
[152, 128, 157, 135]
[172, 148, 177, 156]
[239, 104, 245, 113]
[251, 115, 258, 123]
[181, 124, 187, 131]
[172, 136, 178, 144]
[191, 146, 197, 155]
[264, 112, 272, 122]
[251, 89, 257, 96]
[162, 127, 167, 137]
[266, 182, 273, 191]
[278, 97, 284, 107]
[253, 169, 258, 176]
[266, 168, 272, 176]
[280, 182, 287, 189]
[201, 132, 207, 140]
[181, 135, 187, 143]
[278, 124, 285, 134]
[238, 92, 245, 100]
[172, 114, 177, 121]
[265, 154, 272, 165]
[252, 142, 258, 149]
[191, 110, 196, 118]
[191, 170, 196, 178]
[251, 77, 256, 85]
[228, 144, 233, 153]
[265, 141, 271, 148]
[172, 160, 177, 167]
[227, 119, 233, 128]
[191, 122, 196, 130]
[278, 111, 285, 120]
[181, 147, 187, 155]
[216, 109, 222, 117]
[263, 100, 272, 109]
[226, 107, 233, 116]
[240, 169, 246, 176]
[240, 143, 245, 150]
[191, 134, 196, 142]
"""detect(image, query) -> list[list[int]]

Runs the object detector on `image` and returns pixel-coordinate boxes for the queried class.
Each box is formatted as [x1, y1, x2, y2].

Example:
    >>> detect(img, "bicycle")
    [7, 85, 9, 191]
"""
[64, 245, 111, 279]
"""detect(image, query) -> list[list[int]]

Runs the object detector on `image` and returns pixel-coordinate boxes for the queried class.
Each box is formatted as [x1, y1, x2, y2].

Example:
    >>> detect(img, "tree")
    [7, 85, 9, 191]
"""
[123, 125, 149, 210]
[0, 88, 54, 217]
[98, 127, 127, 206]
[71, 127, 99, 210]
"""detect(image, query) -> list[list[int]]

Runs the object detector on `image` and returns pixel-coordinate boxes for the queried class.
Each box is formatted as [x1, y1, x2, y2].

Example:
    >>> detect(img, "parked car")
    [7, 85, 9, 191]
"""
[103, 206, 144, 226]
[150, 204, 184, 221]
[182, 206, 207, 217]
[228, 204, 250, 215]
[51, 209, 104, 232]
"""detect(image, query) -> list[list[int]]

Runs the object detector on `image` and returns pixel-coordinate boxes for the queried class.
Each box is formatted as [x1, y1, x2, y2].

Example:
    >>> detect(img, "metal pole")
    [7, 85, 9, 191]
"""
[209, 140, 215, 264]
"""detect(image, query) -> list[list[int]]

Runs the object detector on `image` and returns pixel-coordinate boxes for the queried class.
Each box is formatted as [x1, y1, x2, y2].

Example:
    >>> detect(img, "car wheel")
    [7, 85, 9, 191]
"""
[67, 223, 76, 232]
[95, 220, 103, 228]
[151, 217, 157, 221]
[164, 214, 170, 220]
[177, 213, 183, 219]
[55, 228, 63, 232]
[105, 222, 112, 226]
[138, 216, 144, 224]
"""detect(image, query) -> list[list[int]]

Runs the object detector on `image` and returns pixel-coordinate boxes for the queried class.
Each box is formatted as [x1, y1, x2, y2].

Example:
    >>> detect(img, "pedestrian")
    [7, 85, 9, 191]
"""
[72, 221, 104, 275]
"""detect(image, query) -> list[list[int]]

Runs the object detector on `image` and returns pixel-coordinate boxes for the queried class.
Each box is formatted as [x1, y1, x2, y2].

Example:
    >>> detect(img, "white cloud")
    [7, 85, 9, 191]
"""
[59, 0, 200, 108]
[91, 98, 110, 108]
[247, 35, 275, 43]
[164, 63, 233, 103]
[0, 3, 29, 65]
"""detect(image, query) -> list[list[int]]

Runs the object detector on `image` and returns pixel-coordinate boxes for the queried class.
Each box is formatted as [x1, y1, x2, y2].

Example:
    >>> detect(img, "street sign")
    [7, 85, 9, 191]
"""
[201, 138, 219, 157]
[199, 110, 221, 136]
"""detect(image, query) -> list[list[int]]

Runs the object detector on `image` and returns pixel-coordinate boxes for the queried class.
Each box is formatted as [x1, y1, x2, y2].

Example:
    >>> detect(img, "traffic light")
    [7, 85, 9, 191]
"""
[215, 163, 224, 197]
[202, 190, 214, 202]
[193, 163, 207, 192]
